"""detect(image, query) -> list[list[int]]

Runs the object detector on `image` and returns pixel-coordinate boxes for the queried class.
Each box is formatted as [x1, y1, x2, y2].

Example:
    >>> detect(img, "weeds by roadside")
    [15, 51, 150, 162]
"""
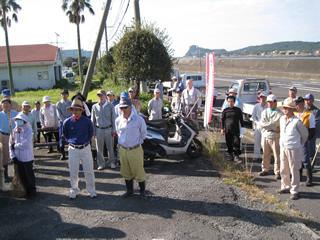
[201, 131, 311, 225]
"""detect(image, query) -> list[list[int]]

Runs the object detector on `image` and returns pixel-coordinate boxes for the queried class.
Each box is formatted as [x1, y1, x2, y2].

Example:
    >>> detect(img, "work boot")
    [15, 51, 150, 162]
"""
[121, 179, 134, 198]
[0, 171, 5, 191]
[306, 169, 313, 187]
[138, 181, 148, 202]
[4, 165, 11, 183]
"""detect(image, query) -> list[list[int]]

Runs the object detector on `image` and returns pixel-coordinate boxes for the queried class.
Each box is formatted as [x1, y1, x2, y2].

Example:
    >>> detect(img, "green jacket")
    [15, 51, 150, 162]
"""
[261, 107, 283, 139]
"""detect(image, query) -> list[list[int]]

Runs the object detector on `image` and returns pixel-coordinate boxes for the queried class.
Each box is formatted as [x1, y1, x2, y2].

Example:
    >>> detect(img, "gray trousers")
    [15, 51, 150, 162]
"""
[95, 128, 115, 168]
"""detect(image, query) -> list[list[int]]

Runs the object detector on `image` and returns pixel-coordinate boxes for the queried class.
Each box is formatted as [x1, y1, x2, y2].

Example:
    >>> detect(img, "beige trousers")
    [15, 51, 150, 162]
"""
[261, 137, 280, 174]
[280, 147, 302, 195]
[0, 133, 10, 169]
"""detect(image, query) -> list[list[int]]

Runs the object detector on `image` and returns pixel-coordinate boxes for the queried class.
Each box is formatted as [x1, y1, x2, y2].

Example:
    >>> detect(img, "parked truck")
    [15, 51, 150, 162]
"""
[225, 78, 271, 121]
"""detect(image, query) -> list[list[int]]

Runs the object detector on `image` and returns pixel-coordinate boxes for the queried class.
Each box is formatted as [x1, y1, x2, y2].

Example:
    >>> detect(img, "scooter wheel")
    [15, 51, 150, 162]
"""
[187, 138, 203, 158]
[144, 156, 155, 167]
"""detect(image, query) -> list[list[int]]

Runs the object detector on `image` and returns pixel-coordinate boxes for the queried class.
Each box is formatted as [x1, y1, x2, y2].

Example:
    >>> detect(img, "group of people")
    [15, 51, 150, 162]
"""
[0, 87, 155, 201]
[221, 86, 319, 200]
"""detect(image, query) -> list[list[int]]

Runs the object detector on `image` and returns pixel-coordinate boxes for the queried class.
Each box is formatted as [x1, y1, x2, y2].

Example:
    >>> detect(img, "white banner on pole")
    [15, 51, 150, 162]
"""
[204, 53, 215, 128]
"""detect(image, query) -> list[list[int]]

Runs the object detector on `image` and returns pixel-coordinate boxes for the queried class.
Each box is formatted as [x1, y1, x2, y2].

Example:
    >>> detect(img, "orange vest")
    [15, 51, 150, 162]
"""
[294, 109, 311, 129]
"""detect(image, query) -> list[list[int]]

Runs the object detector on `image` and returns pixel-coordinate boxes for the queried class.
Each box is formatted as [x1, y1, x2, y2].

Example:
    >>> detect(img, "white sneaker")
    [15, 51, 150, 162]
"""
[69, 192, 78, 199]
[36, 147, 41, 150]
[110, 163, 116, 169]
[97, 166, 104, 170]
[90, 192, 97, 198]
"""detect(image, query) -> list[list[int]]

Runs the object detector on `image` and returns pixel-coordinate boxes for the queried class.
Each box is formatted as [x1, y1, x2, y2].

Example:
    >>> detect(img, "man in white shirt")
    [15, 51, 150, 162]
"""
[277, 98, 308, 200]
[148, 89, 163, 120]
[251, 93, 268, 161]
[181, 80, 201, 120]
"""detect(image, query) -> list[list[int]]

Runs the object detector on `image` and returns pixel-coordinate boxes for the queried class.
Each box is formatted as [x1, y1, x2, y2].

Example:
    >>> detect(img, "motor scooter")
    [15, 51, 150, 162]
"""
[142, 108, 203, 166]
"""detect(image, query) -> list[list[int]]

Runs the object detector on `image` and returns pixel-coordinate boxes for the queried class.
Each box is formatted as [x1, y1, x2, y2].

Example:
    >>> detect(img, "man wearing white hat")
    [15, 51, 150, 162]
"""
[221, 88, 243, 111]
[21, 101, 37, 143]
[107, 90, 118, 107]
[251, 92, 268, 161]
[9, 113, 36, 198]
[40, 96, 59, 153]
[155, 80, 164, 99]
[259, 94, 283, 179]
[63, 99, 97, 199]
[277, 98, 308, 200]
[148, 88, 163, 120]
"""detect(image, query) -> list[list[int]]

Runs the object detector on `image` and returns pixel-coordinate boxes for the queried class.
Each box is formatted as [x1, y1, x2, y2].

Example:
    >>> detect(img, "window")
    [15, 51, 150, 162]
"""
[187, 75, 202, 81]
[243, 82, 266, 92]
[43, 71, 48, 80]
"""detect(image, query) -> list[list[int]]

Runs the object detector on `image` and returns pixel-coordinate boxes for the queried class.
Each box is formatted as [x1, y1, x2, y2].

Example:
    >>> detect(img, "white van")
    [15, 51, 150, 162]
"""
[64, 72, 75, 83]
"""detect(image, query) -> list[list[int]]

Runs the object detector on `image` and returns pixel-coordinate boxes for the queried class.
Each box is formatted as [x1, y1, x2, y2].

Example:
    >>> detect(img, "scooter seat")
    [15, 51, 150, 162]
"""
[148, 127, 169, 141]
[147, 121, 167, 129]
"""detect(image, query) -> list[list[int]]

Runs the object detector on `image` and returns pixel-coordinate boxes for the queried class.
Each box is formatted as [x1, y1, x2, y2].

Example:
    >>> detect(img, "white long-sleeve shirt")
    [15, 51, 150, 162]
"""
[252, 102, 268, 126]
[9, 124, 34, 162]
[148, 98, 163, 120]
[280, 115, 308, 149]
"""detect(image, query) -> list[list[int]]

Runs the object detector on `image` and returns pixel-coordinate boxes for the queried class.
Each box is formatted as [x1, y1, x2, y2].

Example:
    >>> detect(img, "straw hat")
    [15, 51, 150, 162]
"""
[278, 98, 297, 111]
[66, 98, 84, 111]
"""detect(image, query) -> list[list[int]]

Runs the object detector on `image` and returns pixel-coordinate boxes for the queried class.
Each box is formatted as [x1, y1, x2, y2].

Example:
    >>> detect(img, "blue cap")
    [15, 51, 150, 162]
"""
[120, 91, 129, 99]
[1, 89, 10, 96]
[304, 93, 314, 100]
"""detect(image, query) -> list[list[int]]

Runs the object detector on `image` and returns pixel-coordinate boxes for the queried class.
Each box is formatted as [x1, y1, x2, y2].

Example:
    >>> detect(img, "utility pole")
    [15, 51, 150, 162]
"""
[82, 0, 112, 98]
[134, 0, 141, 27]
[134, 0, 146, 94]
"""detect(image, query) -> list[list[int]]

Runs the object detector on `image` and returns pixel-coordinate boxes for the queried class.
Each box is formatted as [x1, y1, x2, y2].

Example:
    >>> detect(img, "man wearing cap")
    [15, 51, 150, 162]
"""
[259, 94, 283, 179]
[221, 95, 244, 162]
[171, 88, 183, 112]
[304, 93, 320, 166]
[251, 92, 268, 161]
[0, 89, 21, 112]
[91, 89, 116, 170]
[295, 96, 315, 186]
[181, 80, 202, 120]
[155, 80, 164, 99]
[0, 98, 18, 186]
[31, 101, 41, 146]
[40, 96, 59, 153]
[56, 90, 72, 160]
[221, 88, 243, 111]
[21, 101, 37, 143]
[107, 91, 118, 107]
[9, 113, 36, 198]
[115, 98, 148, 201]
[62, 99, 97, 199]
[115, 92, 137, 118]
[277, 98, 308, 200]
[286, 86, 297, 101]
[128, 87, 142, 114]
[169, 76, 178, 95]
[148, 89, 163, 120]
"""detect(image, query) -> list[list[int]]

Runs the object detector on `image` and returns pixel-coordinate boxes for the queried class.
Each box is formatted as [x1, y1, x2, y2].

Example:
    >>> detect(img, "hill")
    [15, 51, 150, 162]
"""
[184, 41, 320, 57]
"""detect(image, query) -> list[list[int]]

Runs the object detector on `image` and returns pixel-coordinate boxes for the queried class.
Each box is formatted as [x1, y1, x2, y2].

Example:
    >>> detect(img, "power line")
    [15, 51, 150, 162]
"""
[108, 0, 130, 42]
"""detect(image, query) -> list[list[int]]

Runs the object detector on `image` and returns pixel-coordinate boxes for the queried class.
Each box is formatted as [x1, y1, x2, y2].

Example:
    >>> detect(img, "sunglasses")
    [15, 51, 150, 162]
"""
[120, 106, 128, 110]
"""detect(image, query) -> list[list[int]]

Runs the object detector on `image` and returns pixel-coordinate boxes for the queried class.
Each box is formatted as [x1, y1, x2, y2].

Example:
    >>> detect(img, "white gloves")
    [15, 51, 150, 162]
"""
[240, 127, 245, 138]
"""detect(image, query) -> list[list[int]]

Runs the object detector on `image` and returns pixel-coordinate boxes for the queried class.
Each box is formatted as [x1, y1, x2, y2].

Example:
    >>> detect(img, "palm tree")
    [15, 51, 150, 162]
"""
[0, 0, 21, 96]
[62, 0, 94, 87]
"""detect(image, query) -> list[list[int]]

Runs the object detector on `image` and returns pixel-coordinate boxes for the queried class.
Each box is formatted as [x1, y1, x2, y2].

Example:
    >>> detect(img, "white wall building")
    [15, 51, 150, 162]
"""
[0, 44, 63, 91]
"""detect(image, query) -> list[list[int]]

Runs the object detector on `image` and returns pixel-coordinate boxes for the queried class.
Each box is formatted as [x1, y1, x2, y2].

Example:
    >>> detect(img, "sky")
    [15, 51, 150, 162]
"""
[2, 0, 320, 57]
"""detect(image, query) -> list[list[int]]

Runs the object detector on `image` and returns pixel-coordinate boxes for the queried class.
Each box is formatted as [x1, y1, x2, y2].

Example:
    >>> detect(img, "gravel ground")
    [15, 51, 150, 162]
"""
[1, 140, 319, 240]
